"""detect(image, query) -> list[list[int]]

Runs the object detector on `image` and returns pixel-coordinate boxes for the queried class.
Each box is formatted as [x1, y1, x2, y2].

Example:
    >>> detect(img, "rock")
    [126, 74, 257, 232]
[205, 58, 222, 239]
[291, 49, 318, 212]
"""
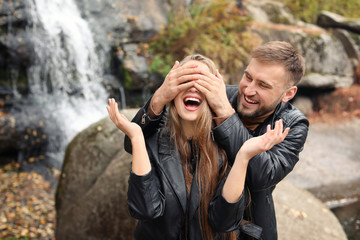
[274, 180, 347, 240]
[55, 109, 138, 240]
[301, 72, 353, 88]
[317, 10, 360, 34]
[122, 43, 150, 90]
[0, 0, 34, 95]
[332, 29, 360, 60]
[73, 0, 173, 94]
[292, 96, 313, 116]
[244, 0, 298, 25]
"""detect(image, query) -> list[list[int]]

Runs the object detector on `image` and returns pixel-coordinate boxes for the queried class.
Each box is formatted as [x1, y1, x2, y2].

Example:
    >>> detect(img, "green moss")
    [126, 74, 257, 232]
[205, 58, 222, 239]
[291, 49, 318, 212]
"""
[277, 0, 360, 23]
[122, 66, 132, 89]
[264, 3, 291, 25]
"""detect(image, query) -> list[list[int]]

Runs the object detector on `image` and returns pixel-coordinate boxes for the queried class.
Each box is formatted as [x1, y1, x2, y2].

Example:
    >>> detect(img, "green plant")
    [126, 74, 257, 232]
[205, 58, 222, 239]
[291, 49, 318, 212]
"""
[279, 0, 360, 23]
[147, 0, 255, 78]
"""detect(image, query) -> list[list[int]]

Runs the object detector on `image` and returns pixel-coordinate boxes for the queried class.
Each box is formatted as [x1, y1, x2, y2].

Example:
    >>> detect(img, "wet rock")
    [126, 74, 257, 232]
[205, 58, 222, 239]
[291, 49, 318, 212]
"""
[73, 0, 173, 94]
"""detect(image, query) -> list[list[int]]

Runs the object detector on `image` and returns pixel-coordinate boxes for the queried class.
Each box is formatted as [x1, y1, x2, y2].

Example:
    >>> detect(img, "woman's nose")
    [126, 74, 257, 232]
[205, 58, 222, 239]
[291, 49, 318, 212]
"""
[188, 86, 199, 92]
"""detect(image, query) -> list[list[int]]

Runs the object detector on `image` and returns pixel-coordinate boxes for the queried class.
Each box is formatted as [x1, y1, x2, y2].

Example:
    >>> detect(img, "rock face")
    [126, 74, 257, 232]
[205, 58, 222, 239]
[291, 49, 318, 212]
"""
[73, 0, 173, 104]
[56, 110, 347, 239]
[55, 109, 138, 240]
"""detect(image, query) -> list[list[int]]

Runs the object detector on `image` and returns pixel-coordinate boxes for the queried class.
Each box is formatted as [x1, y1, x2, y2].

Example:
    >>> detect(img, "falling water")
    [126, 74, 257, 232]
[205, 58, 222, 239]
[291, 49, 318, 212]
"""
[25, 0, 108, 168]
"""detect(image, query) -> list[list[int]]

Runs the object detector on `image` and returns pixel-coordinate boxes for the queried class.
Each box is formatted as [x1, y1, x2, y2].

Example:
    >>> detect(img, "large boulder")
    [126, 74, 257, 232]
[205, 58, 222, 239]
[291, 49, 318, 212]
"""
[274, 180, 347, 240]
[55, 109, 138, 240]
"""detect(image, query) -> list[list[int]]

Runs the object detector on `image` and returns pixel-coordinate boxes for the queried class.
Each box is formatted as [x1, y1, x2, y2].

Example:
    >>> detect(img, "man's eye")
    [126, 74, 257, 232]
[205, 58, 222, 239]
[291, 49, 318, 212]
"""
[259, 83, 270, 88]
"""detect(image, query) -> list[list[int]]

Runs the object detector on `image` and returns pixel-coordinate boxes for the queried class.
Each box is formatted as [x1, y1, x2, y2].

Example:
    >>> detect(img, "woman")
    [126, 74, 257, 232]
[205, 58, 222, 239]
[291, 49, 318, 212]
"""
[107, 54, 289, 240]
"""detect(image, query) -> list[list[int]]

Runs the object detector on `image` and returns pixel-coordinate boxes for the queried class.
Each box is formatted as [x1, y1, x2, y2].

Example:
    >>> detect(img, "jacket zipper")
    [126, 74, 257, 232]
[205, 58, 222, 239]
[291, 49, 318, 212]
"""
[141, 112, 146, 125]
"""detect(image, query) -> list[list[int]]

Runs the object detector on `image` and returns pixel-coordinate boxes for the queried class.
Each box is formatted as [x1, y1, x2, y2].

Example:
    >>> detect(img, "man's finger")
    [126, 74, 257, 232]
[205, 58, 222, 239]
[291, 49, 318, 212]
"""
[176, 81, 195, 92]
[194, 82, 211, 96]
[195, 79, 215, 92]
[175, 66, 201, 80]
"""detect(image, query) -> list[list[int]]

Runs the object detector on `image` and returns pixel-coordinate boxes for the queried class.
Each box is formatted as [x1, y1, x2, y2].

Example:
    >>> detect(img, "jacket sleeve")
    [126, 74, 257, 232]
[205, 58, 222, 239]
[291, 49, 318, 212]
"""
[212, 111, 309, 191]
[127, 168, 166, 220]
[124, 97, 166, 154]
[208, 174, 245, 233]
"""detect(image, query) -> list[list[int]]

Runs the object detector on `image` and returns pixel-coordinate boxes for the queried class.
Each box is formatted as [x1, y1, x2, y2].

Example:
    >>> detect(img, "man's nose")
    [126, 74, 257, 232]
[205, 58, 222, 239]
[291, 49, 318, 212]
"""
[244, 81, 256, 95]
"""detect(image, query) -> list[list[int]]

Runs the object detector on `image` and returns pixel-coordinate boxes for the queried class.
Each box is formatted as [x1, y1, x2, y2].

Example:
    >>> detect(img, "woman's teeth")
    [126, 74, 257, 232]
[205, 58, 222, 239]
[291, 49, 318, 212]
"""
[185, 97, 200, 104]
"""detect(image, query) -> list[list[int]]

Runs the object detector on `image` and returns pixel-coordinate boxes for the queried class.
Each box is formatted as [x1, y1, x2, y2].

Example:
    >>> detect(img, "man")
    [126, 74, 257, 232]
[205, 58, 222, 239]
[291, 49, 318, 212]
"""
[124, 41, 309, 239]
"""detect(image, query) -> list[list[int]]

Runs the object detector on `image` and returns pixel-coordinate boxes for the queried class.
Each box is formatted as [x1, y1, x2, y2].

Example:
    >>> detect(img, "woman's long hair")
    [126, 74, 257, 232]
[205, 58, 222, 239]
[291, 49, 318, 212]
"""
[166, 54, 236, 240]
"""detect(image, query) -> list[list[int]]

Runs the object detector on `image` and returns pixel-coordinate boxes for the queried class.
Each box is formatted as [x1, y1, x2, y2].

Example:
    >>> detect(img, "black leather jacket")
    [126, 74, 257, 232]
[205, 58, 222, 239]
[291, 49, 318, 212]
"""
[127, 125, 245, 239]
[125, 85, 309, 240]
[212, 86, 309, 240]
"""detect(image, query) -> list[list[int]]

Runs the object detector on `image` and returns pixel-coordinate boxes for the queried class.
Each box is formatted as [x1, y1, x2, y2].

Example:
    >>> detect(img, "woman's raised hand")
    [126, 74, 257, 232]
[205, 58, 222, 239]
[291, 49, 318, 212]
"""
[237, 119, 290, 161]
[106, 98, 142, 140]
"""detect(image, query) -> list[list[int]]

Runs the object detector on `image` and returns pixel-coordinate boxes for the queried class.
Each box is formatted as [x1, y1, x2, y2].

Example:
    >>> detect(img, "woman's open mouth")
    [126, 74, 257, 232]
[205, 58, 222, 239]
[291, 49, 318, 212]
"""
[183, 96, 202, 111]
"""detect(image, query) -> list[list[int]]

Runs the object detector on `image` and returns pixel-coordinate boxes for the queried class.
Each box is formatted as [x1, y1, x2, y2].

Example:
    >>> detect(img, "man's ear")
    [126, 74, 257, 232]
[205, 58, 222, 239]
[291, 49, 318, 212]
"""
[282, 86, 297, 103]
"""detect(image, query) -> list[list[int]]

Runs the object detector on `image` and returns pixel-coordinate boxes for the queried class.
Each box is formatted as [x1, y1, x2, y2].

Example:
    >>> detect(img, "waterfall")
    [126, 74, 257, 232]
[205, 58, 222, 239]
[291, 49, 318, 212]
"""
[25, 0, 108, 167]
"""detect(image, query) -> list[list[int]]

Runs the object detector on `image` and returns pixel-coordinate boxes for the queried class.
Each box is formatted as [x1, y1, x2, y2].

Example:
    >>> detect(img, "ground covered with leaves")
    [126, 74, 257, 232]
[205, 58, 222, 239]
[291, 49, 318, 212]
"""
[0, 163, 56, 240]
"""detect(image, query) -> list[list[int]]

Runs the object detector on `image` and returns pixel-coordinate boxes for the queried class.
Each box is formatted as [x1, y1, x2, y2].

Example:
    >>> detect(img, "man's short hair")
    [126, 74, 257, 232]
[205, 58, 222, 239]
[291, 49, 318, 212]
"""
[251, 41, 306, 86]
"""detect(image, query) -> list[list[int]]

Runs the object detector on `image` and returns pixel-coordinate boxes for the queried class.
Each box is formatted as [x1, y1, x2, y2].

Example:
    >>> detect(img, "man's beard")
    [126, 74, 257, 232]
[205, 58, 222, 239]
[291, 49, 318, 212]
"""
[237, 94, 280, 121]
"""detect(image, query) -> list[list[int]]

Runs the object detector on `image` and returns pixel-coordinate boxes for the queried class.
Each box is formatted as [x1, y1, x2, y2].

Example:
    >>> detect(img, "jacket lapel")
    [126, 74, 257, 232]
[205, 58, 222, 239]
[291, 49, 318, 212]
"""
[188, 173, 200, 221]
[157, 133, 187, 213]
